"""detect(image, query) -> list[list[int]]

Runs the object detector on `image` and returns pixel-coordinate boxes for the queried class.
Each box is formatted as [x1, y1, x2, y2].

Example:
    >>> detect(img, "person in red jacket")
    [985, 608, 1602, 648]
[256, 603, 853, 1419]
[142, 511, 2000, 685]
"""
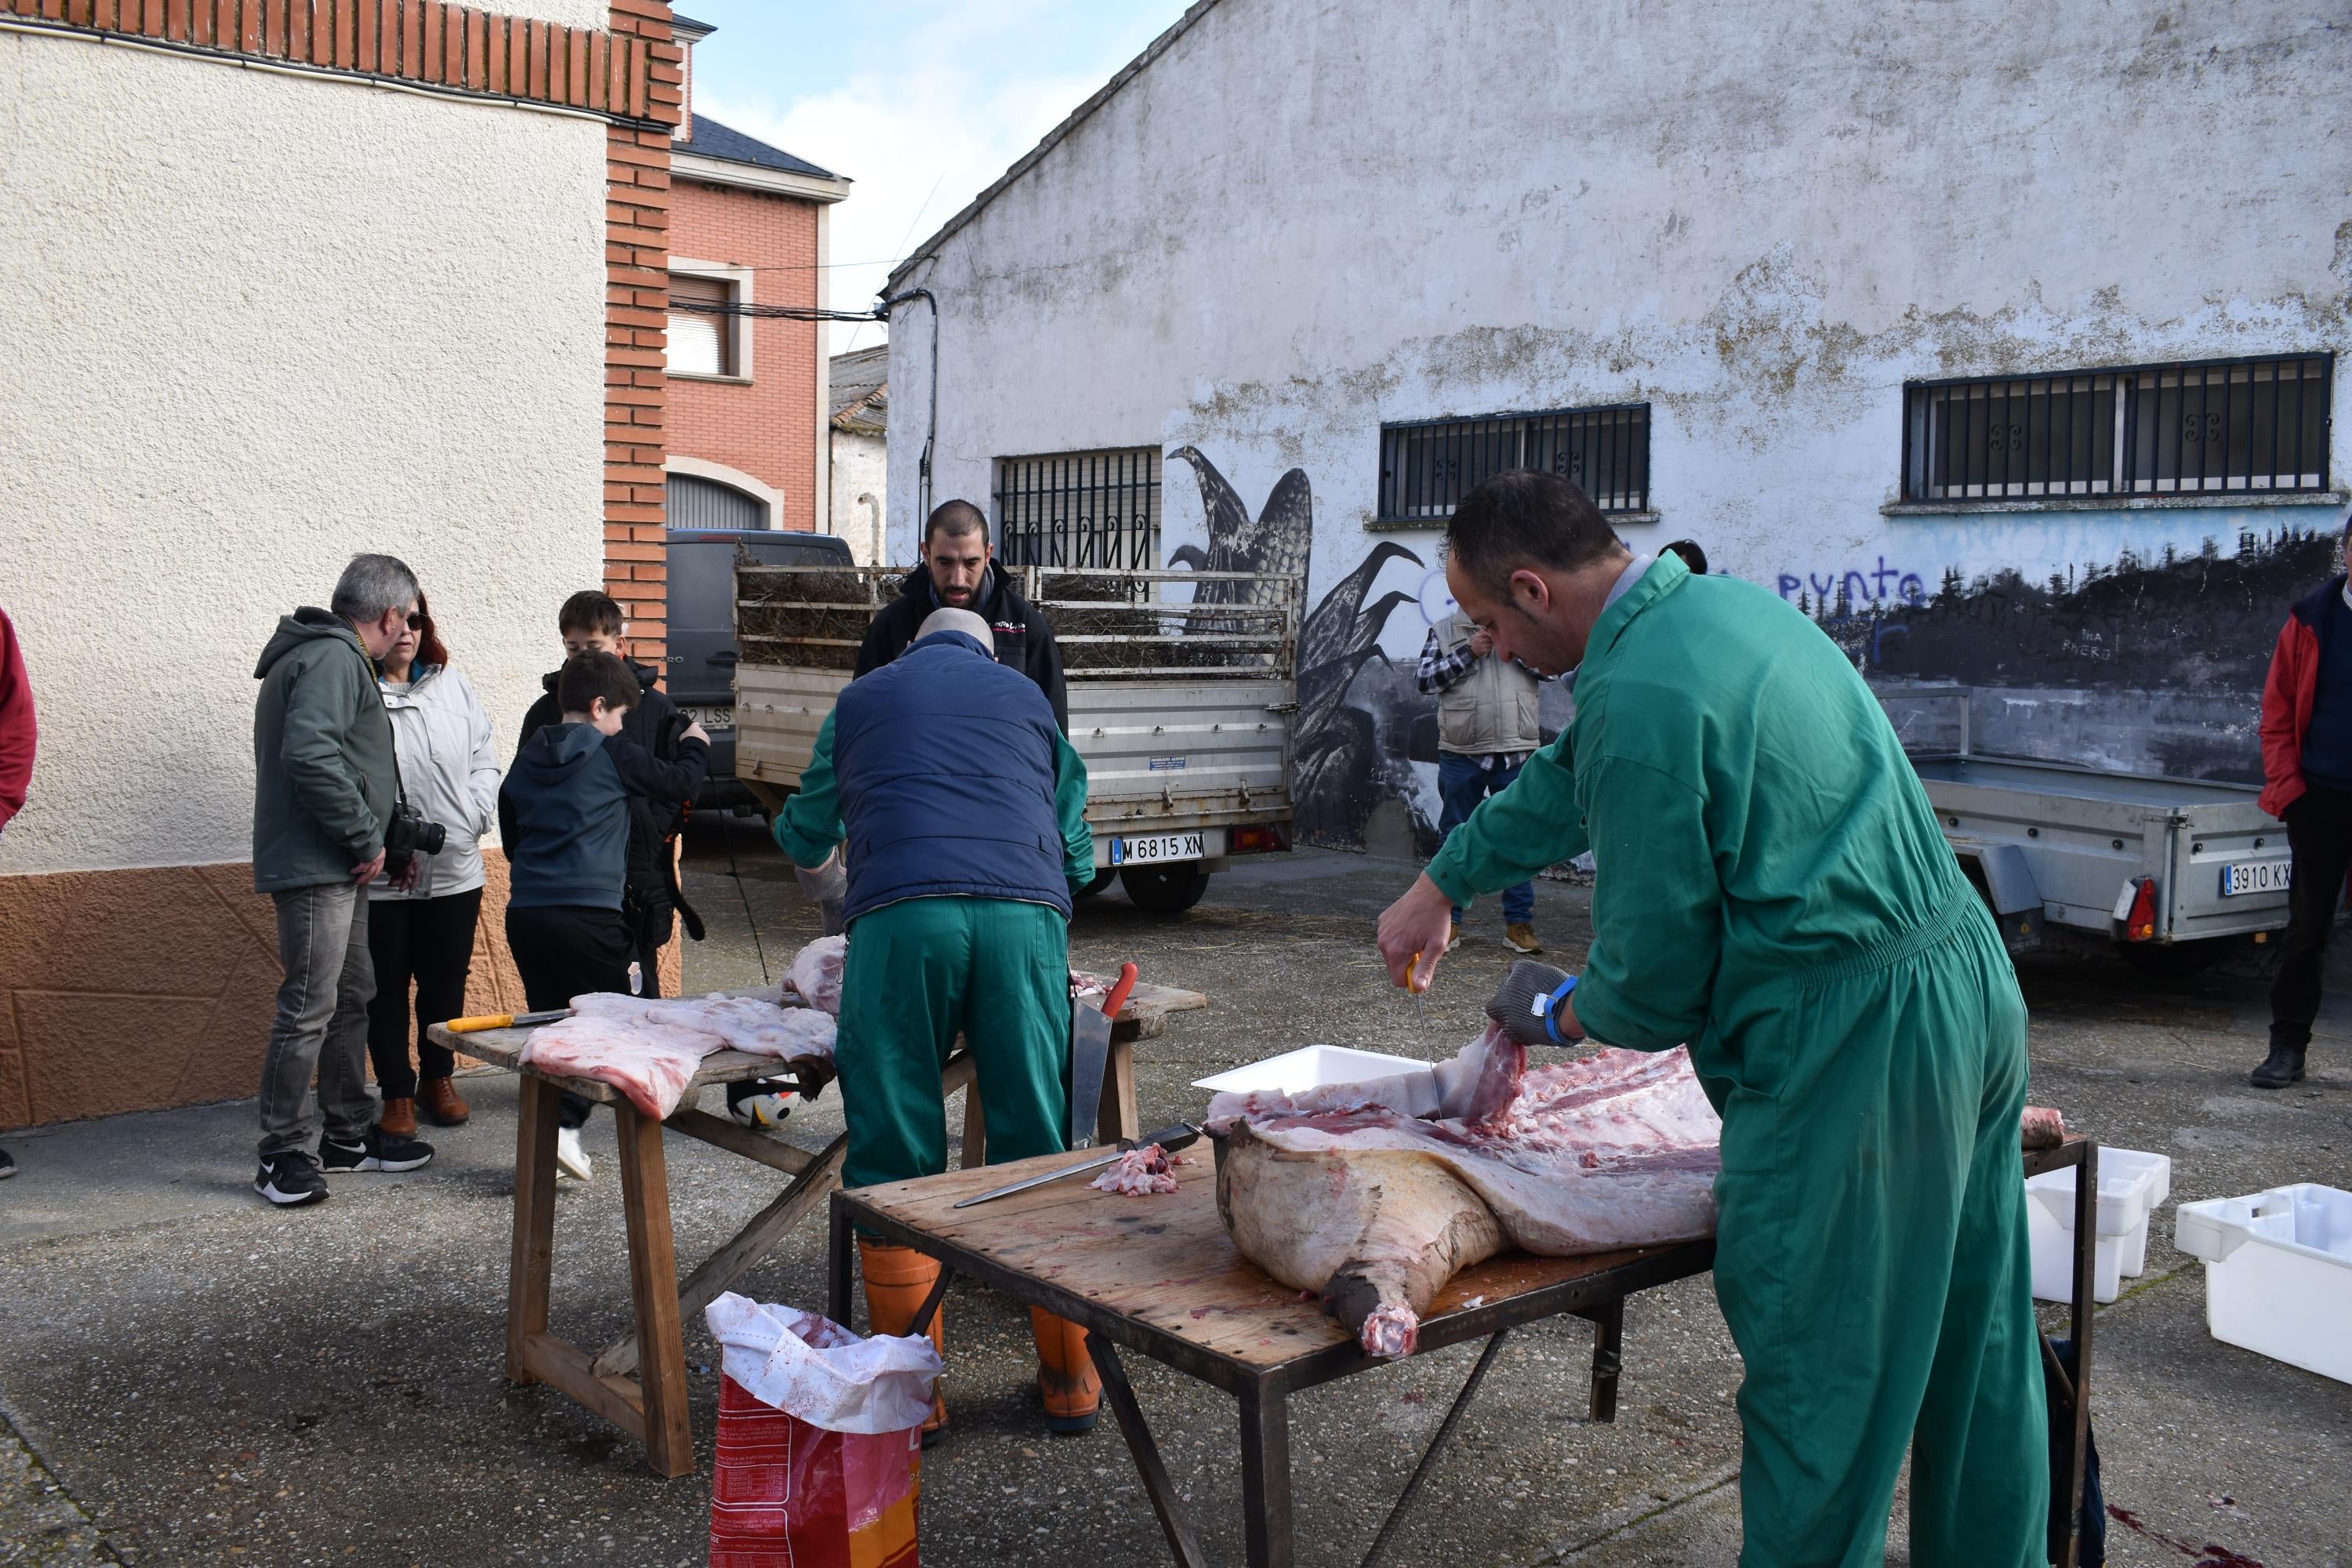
[0, 603, 34, 1179]
[2255, 515, 2352, 1089]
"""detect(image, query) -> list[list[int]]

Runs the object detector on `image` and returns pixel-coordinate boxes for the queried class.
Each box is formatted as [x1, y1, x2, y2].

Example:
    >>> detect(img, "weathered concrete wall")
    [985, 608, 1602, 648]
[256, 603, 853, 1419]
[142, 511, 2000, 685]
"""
[830, 429, 889, 564]
[888, 0, 2350, 844]
[0, 34, 607, 877]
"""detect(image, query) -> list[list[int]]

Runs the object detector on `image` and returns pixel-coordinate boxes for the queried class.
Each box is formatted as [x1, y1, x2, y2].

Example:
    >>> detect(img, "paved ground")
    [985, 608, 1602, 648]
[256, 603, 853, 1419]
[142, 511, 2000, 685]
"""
[2, 818, 2347, 1566]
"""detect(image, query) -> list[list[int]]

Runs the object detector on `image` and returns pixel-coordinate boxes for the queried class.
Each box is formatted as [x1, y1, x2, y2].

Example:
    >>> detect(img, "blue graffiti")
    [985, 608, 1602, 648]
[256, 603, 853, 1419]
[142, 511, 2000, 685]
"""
[1776, 557, 1926, 609]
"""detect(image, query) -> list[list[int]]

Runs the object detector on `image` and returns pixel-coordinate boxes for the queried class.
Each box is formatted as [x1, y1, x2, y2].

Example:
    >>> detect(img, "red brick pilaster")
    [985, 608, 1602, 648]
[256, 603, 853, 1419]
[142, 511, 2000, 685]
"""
[604, 0, 679, 673]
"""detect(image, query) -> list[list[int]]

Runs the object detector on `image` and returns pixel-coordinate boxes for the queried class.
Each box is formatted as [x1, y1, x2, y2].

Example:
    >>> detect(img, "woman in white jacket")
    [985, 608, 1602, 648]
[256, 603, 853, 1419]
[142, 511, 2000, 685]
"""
[367, 596, 500, 1136]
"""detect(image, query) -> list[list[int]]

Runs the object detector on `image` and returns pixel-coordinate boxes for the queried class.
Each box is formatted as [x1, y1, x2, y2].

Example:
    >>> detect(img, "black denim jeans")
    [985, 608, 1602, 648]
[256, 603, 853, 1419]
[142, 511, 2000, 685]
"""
[364, 887, 484, 1099]
[2268, 782, 2352, 1050]
[505, 902, 635, 1130]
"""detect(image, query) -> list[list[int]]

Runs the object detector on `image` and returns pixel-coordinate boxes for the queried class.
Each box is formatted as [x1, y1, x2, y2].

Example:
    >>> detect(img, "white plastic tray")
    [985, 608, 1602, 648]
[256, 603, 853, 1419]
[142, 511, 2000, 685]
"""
[2176, 1182, 2352, 1385]
[1191, 1045, 1429, 1096]
[2026, 1146, 2171, 1304]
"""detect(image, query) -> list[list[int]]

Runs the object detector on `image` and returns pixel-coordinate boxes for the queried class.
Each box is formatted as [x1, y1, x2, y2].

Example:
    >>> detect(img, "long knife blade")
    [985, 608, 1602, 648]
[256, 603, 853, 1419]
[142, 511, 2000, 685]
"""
[953, 1121, 1200, 1209]
[1069, 963, 1138, 1149]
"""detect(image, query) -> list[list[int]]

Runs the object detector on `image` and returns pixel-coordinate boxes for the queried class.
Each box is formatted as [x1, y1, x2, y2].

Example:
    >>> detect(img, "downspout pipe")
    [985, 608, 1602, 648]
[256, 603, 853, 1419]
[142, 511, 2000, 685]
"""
[880, 288, 939, 539]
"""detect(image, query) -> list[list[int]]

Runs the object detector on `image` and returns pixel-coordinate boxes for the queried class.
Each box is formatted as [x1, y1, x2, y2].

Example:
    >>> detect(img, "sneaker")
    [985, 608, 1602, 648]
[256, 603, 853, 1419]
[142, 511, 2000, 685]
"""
[0, 1145, 17, 1180]
[254, 1151, 328, 1207]
[555, 1126, 593, 1182]
[1447, 920, 1463, 950]
[2249, 1043, 2307, 1089]
[1504, 923, 1544, 955]
[726, 1081, 794, 1129]
[319, 1127, 435, 1174]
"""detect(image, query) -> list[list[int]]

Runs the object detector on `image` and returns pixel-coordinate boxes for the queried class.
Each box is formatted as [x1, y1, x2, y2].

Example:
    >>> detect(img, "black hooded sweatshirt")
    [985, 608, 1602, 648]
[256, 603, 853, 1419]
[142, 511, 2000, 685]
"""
[853, 561, 1068, 732]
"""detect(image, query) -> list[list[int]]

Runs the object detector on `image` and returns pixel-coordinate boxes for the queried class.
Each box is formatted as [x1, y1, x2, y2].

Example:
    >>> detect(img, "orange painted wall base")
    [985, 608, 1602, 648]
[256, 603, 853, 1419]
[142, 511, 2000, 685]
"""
[0, 852, 682, 1131]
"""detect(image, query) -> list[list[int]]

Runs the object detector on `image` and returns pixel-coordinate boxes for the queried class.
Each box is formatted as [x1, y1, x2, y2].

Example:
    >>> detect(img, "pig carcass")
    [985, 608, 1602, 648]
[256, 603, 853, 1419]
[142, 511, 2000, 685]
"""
[1212, 1028, 1721, 1358]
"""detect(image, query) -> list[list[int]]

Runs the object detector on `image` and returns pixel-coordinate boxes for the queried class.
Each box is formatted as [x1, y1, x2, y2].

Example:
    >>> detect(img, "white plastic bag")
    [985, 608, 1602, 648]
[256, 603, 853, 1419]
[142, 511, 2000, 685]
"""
[705, 1291, 944, 1436]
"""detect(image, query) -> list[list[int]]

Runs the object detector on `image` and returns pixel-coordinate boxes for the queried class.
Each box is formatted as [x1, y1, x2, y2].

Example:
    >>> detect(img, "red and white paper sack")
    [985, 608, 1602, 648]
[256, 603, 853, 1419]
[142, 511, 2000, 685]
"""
[705, 1292, 945, 1568]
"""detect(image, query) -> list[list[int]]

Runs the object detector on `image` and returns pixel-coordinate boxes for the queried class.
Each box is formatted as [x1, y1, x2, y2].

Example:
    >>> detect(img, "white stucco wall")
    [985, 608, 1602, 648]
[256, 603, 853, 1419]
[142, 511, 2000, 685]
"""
[829, 429, 889, 564]
[886, 0, 2350, 822]
[0, 34, 607, 875]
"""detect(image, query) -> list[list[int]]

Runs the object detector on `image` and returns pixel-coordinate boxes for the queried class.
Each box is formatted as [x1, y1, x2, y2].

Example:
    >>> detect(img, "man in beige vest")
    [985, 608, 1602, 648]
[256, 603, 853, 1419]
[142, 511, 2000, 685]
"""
[1417, 606, 1546, 953]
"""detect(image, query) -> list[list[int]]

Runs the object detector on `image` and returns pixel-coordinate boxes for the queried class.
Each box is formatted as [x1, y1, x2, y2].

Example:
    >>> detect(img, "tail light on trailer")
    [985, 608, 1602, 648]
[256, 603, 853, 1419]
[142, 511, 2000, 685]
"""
[2122, 877, 2158, 942]
[1229, 826, 1287, 855]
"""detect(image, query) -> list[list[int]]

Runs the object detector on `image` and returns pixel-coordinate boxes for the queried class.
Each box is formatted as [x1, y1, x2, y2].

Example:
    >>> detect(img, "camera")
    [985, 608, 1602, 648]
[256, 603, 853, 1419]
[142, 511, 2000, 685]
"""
[383, 801, 447, 878]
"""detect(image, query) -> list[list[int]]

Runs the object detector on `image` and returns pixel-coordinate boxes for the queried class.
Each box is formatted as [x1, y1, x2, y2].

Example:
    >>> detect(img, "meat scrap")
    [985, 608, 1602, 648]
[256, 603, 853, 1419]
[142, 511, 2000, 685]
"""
[1215, 1025, 1721, 1359]
[2020, 1105, 2066, 1152]
[1089, 1143, 1179, 1196]
[786, 935, 848, 1015]
[523, 1014, 716, 1121]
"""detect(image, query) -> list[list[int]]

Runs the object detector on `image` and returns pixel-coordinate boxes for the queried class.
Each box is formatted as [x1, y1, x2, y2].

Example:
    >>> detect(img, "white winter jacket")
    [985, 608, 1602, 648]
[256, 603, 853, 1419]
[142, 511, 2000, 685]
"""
[370, 663, 501, 902]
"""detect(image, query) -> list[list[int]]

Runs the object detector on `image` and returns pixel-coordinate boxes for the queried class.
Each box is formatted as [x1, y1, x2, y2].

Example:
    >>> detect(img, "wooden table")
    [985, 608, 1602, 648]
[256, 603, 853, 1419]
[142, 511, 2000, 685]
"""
[427, 979, 1205, 1477]
[829, 1143, 1717, 1568]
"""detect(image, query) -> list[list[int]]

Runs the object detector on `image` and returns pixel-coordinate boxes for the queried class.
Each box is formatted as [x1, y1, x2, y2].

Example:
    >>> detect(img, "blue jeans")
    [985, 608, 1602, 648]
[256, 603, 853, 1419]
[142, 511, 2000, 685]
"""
[1437, 752, 1534, 924]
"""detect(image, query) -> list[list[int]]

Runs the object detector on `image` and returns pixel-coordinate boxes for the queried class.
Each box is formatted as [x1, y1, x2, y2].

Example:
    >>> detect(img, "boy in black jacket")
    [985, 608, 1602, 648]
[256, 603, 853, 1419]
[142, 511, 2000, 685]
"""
[517, 591, 699, 1000]
[502, 652, 708, 1181]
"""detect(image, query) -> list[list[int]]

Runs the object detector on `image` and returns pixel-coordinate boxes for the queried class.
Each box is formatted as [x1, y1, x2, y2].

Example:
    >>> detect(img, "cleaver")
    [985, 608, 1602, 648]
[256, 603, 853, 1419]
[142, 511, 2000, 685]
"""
[1070, 962, 1139, 1149]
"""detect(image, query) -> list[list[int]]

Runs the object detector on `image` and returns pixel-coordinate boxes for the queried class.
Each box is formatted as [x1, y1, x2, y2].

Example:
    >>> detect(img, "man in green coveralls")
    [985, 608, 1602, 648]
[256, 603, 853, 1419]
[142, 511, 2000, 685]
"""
[1376, 471, 2045, 1566]
[775, 606, 1105, 1434]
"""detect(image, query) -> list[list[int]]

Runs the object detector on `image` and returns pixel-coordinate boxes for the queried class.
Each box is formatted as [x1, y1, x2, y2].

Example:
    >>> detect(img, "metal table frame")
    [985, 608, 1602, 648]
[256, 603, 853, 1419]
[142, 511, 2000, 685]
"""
[2026, 1135, 2098, 1568]
[828, 1181, 1715, 1568]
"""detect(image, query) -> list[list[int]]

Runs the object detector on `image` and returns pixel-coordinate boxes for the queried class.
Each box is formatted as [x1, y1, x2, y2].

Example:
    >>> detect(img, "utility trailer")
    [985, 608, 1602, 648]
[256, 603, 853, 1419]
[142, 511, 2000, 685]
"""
[731, 561, 1302, 913]
[1896, 688, 2292, 968]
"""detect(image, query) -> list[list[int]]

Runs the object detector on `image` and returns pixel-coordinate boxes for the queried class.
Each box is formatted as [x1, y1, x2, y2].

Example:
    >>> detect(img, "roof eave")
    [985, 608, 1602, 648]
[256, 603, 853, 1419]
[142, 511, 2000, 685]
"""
[673, 150, 852, 204]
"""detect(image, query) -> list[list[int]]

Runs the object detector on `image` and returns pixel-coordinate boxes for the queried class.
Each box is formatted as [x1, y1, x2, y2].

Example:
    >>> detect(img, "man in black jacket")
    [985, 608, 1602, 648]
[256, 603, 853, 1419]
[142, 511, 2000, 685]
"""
[517, 592, 700, 997]
[855, 499, 1068, 732]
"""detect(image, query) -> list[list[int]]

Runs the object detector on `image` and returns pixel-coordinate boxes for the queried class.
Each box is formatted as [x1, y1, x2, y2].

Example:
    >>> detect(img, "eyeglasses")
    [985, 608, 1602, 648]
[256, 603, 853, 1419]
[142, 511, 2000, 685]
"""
[405, 612, 426, 630]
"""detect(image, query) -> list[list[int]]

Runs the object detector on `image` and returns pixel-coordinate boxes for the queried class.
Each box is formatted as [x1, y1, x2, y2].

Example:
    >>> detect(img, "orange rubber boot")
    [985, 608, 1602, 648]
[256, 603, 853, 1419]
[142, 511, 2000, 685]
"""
[858, 1240, 947, 1436]
[1029, 1307, 1102, 1434]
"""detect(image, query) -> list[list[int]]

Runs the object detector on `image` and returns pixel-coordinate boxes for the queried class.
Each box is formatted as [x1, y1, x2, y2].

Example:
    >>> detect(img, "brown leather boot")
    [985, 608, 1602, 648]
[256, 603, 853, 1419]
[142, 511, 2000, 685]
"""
[377, 1096, 418, 1139]
[418, 1076, 470, 1127]
[1029, 1307, 1101, 1434]
[859, 1240, 947, 1436]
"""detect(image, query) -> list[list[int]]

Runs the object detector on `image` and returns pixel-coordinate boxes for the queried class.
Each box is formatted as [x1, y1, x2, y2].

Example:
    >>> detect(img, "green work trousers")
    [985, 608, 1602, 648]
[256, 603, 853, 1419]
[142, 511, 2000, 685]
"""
[834, 895, 1072, 1192]
[1713, 889, 2047, 1567]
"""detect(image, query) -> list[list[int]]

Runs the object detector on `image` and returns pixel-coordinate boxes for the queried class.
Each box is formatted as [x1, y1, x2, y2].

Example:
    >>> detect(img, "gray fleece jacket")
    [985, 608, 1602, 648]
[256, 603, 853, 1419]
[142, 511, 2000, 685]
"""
[252, 609, 397, 893]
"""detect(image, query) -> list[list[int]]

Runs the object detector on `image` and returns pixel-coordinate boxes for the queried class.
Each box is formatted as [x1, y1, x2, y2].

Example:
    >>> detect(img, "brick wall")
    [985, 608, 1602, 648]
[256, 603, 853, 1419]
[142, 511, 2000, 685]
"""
[669, 180, 822, 532]
[605, 0, 679, 666]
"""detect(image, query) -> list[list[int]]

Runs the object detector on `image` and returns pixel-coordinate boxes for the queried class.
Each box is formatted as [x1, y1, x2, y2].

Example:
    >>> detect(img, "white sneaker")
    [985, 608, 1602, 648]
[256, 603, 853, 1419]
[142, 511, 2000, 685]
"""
[555, 1126, 592, 1182]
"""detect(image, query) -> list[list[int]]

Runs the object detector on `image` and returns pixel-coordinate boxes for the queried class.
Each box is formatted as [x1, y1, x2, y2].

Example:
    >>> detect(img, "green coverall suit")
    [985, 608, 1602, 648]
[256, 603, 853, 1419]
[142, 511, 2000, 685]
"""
[777, 710, 1096, 1192]
[1427, 552, 2045, 1566]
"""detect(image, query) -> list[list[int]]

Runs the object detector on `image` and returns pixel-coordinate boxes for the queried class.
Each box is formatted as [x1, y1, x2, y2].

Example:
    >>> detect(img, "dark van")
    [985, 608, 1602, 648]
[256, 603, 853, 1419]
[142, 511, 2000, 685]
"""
[667, 528, 854, 811]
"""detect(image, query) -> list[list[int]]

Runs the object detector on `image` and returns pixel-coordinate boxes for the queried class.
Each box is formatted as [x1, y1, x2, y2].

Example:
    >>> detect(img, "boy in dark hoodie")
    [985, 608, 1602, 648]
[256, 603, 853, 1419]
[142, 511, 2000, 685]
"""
[517, 591, 698, 999]
[502, 652, 708, 1181]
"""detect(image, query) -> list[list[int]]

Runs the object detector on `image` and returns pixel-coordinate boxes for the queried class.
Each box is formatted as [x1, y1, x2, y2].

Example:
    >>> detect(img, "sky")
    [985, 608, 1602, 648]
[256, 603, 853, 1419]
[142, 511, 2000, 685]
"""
[679, 0, 1194, 356]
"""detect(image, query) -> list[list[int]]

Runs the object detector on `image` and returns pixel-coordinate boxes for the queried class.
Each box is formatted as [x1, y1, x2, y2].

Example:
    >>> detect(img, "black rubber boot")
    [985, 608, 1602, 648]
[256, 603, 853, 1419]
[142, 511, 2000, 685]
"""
[2249, 1042, 2307, 1089]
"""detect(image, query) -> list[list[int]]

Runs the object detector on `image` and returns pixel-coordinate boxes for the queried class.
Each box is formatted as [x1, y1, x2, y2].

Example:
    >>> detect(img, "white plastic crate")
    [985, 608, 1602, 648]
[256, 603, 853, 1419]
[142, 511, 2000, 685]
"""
[2024, 1147, 2172, 1305]
[2175, 1183, 2352, 1385]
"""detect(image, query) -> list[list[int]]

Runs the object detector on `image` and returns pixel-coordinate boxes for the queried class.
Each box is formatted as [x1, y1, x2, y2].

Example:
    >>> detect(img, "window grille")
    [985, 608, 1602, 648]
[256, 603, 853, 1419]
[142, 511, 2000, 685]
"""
[1902, 354, 2332, 502]
[667, 273, 735, 379]
[992, 448, 1161, 570]
[1377, 405, 1650, 523]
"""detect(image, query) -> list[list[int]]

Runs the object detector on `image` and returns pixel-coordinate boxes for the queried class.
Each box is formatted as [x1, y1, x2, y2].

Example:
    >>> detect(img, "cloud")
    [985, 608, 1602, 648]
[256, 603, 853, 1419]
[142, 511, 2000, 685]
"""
[698, 5, 1163, 356]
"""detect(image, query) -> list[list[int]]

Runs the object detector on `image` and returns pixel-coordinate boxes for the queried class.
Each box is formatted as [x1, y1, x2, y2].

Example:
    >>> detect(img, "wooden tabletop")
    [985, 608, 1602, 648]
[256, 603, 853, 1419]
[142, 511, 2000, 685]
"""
[844, 1142, 1714, 1388]
[428, 979, 1209, 1107]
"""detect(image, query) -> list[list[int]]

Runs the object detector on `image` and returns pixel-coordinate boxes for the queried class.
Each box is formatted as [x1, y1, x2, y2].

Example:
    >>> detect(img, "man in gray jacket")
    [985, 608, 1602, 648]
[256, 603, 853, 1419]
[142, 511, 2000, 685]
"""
[1417, 607, 1547, 953]
[250, 554, 437, 1206]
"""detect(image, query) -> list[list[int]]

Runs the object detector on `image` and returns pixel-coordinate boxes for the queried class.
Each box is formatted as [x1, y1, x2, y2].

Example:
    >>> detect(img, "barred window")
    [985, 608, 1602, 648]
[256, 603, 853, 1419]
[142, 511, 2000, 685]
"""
[1377, 405, 1650, 523]
[1903, 354, 2332, 502]
[993, 448, 1161, 569]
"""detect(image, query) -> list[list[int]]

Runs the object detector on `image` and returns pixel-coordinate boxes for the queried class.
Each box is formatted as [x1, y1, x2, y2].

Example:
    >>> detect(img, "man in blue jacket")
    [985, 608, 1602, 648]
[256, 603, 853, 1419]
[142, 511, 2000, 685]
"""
[775, 608, 1097, 1436]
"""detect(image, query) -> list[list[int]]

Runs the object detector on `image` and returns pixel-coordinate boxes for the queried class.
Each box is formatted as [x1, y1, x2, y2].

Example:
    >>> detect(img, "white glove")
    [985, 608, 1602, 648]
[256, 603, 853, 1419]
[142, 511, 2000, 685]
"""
[795, 850, 847, 937]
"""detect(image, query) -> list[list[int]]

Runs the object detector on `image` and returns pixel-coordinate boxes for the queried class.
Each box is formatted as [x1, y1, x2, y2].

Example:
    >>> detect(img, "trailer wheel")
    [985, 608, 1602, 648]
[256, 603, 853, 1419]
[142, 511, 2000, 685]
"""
[1120, 862, 1210, 914]
[1074, 868, 1118, 899]
[2116, 937, 2231, 976]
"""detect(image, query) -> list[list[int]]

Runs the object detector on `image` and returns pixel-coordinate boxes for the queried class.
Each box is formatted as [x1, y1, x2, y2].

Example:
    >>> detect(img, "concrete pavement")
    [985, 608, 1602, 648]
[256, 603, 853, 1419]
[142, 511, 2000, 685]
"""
[0, 823, 2346, 1566]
